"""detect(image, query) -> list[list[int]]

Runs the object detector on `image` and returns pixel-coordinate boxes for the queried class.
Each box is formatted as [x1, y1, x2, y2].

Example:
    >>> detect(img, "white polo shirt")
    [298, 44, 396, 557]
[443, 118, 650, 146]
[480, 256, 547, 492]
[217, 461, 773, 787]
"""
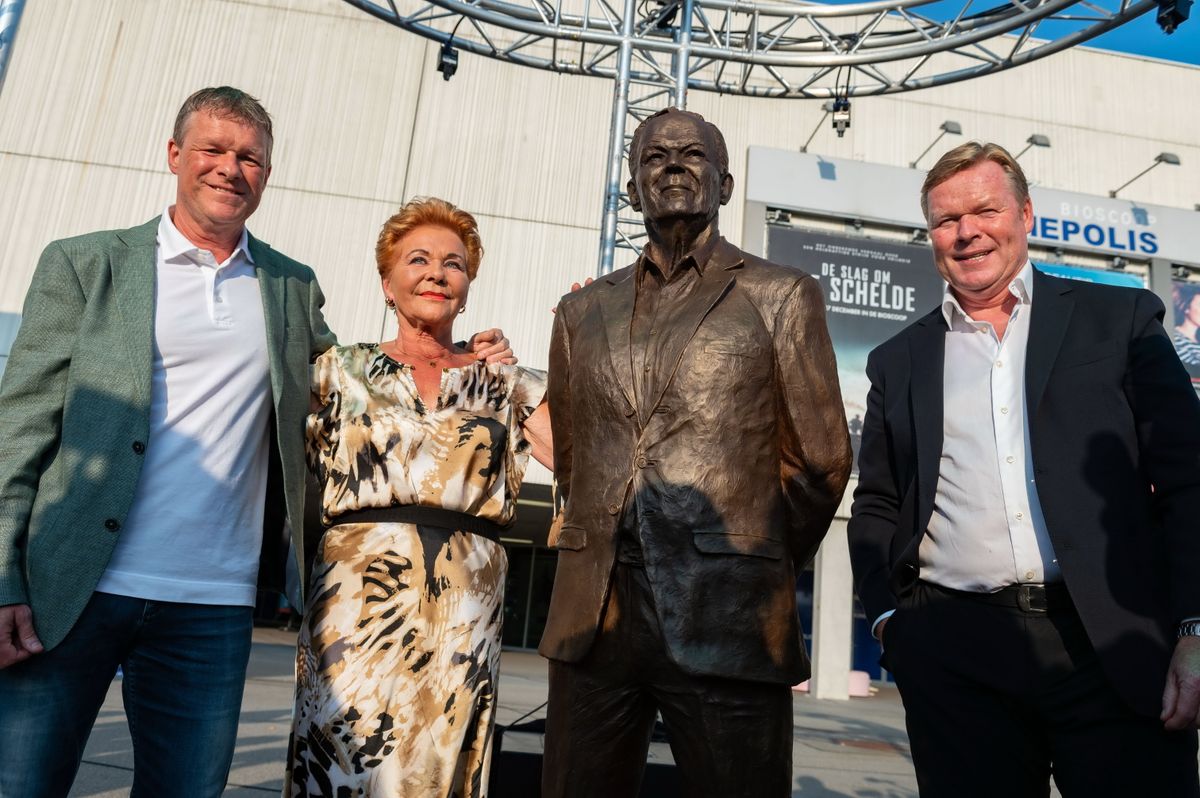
[94, 209, 272, 606]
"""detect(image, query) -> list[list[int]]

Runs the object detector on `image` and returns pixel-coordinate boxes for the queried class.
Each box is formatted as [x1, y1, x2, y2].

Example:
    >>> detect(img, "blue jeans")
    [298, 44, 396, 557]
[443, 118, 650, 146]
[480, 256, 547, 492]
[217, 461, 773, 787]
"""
[0, 592, 253, 798]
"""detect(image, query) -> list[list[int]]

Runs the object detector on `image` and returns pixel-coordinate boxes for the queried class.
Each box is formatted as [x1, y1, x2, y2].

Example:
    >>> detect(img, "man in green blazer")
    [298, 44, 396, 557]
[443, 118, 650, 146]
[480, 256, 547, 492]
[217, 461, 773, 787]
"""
[0, 87, 508, 797]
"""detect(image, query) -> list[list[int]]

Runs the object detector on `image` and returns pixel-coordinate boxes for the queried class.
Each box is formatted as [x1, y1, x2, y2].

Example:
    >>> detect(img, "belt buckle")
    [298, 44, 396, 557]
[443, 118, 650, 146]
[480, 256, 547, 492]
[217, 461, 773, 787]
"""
[1017, 584, 1048, 613]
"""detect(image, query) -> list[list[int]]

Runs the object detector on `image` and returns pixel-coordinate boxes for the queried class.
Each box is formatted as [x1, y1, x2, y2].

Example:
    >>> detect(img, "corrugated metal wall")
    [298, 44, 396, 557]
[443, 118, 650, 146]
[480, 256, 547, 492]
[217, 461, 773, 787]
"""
[2, 0, 1198, 387]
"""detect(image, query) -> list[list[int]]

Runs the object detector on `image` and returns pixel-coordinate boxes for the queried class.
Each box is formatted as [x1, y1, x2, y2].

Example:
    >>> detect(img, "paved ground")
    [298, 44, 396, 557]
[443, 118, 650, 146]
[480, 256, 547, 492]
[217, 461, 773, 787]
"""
[62, 627, 951, 797]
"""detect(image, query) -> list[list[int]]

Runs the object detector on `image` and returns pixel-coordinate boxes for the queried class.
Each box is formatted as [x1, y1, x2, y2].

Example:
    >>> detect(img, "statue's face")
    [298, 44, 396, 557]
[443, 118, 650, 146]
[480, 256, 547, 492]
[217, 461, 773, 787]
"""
[628, 113, 729, 227]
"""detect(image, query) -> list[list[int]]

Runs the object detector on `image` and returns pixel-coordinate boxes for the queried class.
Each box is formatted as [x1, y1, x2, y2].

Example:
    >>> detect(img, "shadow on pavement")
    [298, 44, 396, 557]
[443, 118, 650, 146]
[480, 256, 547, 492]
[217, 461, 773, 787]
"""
[71, 633, 926, 798]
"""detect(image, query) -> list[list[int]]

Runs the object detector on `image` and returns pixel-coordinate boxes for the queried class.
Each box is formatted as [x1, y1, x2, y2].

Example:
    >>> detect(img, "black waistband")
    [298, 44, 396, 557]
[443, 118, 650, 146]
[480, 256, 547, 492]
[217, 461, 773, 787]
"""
[324, 506, 506, 543]
[924, 580, 1073, 614]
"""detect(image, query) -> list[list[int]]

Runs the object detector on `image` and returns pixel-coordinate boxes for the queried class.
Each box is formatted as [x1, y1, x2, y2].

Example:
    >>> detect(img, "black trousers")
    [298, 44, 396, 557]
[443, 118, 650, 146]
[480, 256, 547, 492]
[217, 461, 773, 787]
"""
[542, 563, 794, 798]
[887, 581, 1199, 798]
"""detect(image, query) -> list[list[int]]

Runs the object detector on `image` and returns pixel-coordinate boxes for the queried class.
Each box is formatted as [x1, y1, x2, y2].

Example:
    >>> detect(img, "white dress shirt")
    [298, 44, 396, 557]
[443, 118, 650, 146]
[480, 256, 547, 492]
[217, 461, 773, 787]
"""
[919, 261, 1061, 592]
[94, 208, 272, 606]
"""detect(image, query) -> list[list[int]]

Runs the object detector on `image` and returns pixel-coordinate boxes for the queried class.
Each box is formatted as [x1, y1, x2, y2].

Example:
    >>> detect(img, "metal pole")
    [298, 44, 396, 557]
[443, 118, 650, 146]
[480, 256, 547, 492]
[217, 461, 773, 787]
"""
[671, 0, 694, 108]
[1108, 161, 1162, 198]
[909, 129, 948, 169]
[0, 0, 26, 97]
[596, 0, 637, 277]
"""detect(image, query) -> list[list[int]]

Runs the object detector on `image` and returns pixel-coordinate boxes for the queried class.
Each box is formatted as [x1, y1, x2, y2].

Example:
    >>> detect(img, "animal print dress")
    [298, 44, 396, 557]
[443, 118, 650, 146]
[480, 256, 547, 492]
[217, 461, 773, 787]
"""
[285, 343, 547, 798]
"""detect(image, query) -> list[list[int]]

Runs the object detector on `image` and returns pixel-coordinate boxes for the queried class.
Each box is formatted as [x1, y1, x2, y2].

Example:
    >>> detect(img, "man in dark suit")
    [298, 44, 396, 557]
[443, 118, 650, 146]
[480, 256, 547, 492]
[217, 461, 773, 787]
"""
[540, 107, 852, 798]
[848, 141, 1200, 797]
[0, 86, 510, 798]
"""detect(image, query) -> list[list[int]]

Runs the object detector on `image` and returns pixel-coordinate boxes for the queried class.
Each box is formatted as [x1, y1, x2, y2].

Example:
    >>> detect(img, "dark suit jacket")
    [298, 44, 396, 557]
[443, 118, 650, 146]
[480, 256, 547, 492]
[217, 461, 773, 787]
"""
[539, 238, 852, 685]
[0, 218, 336, 649]
[848, 268, 1200, 716]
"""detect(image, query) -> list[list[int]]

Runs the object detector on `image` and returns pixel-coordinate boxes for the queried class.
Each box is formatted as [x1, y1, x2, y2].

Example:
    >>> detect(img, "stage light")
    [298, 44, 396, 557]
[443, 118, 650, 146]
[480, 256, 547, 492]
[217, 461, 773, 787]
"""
[1157, 0, 1192, 33]
[1014, 134, 1051, 159]
[653, 1, 680, 29]
[910, 120, 962, 168]
[1109, 152, 1181, 197]
[831, 98, 851, 138]
[437, 42, 459, 80]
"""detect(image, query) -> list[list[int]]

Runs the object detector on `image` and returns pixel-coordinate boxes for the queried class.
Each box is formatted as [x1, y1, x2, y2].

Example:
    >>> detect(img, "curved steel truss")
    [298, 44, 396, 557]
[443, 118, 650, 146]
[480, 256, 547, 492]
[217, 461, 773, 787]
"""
[343, 0, 1154, 271]
[343, 0, 1153, 98]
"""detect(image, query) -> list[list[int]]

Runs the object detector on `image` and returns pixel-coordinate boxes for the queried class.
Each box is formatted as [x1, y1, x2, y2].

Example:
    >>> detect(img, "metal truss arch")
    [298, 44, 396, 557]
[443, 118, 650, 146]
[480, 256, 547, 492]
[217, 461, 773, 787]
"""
[342, 0, 1155, 272]
[343, 0, 1154, 98]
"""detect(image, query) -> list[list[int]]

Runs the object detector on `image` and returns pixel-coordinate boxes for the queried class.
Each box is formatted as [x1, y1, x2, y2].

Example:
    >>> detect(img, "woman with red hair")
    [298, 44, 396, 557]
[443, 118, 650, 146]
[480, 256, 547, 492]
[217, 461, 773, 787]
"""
[285, 197, 553, 797]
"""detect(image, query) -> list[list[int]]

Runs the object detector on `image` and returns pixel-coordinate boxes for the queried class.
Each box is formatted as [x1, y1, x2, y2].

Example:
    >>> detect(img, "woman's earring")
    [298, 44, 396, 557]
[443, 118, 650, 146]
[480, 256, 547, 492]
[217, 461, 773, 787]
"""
[385, 297, 396, 309]
[458, 306, 467, 315]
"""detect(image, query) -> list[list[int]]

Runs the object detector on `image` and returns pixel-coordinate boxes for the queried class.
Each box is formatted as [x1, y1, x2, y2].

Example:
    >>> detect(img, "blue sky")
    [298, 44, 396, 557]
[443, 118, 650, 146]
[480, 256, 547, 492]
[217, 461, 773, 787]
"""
[1083, 7, 1200, 66]
[857, 0, 1200, 68]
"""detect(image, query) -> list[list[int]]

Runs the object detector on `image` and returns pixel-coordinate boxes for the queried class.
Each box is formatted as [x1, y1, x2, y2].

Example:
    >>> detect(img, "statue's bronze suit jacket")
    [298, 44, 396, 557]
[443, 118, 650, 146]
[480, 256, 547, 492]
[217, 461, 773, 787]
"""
[540, 238, 852, 685]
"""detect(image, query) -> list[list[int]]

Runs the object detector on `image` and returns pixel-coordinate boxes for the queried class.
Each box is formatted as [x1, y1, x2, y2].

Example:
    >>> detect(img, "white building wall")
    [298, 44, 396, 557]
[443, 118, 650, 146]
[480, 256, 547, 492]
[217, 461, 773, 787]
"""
[1, 0, 1198, 396]
[0, 0, 1197, 687]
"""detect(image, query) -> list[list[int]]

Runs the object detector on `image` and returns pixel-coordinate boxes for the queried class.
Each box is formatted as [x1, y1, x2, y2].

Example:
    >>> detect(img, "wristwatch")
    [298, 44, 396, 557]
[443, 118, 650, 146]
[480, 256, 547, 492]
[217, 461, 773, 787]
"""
[1178, 620, 1200, 639]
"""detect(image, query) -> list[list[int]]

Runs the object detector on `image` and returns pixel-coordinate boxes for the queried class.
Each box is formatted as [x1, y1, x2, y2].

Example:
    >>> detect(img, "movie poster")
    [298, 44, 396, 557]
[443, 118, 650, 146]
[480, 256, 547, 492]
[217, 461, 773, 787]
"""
[1170, 278, 1200, 388]
[1034, 262, 1145, 290]
[766, 228, 944, 472]
[1036, 264, 1200, 393]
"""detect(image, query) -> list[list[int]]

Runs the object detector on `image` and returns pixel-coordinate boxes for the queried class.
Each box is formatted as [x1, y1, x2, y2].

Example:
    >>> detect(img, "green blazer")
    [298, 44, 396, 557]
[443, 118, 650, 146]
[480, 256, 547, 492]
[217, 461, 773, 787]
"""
[0, 217, 336, 650]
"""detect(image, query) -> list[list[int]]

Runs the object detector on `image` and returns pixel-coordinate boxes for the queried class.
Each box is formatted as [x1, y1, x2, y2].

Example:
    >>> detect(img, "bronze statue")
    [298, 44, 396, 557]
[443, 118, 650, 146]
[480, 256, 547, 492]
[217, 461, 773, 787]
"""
[540, 108, 853, 797]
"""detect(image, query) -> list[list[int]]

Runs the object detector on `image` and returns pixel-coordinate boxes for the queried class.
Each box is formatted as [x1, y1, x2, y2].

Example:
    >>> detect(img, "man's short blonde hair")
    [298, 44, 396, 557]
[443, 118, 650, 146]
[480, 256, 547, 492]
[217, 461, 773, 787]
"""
[920, 141, 1029, 220]
[173, 87, 274, 166]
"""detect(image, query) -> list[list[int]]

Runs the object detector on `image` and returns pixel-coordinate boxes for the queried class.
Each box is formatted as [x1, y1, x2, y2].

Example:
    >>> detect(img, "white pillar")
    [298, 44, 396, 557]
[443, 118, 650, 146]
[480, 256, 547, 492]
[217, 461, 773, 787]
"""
[809, 491, 855, 700]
